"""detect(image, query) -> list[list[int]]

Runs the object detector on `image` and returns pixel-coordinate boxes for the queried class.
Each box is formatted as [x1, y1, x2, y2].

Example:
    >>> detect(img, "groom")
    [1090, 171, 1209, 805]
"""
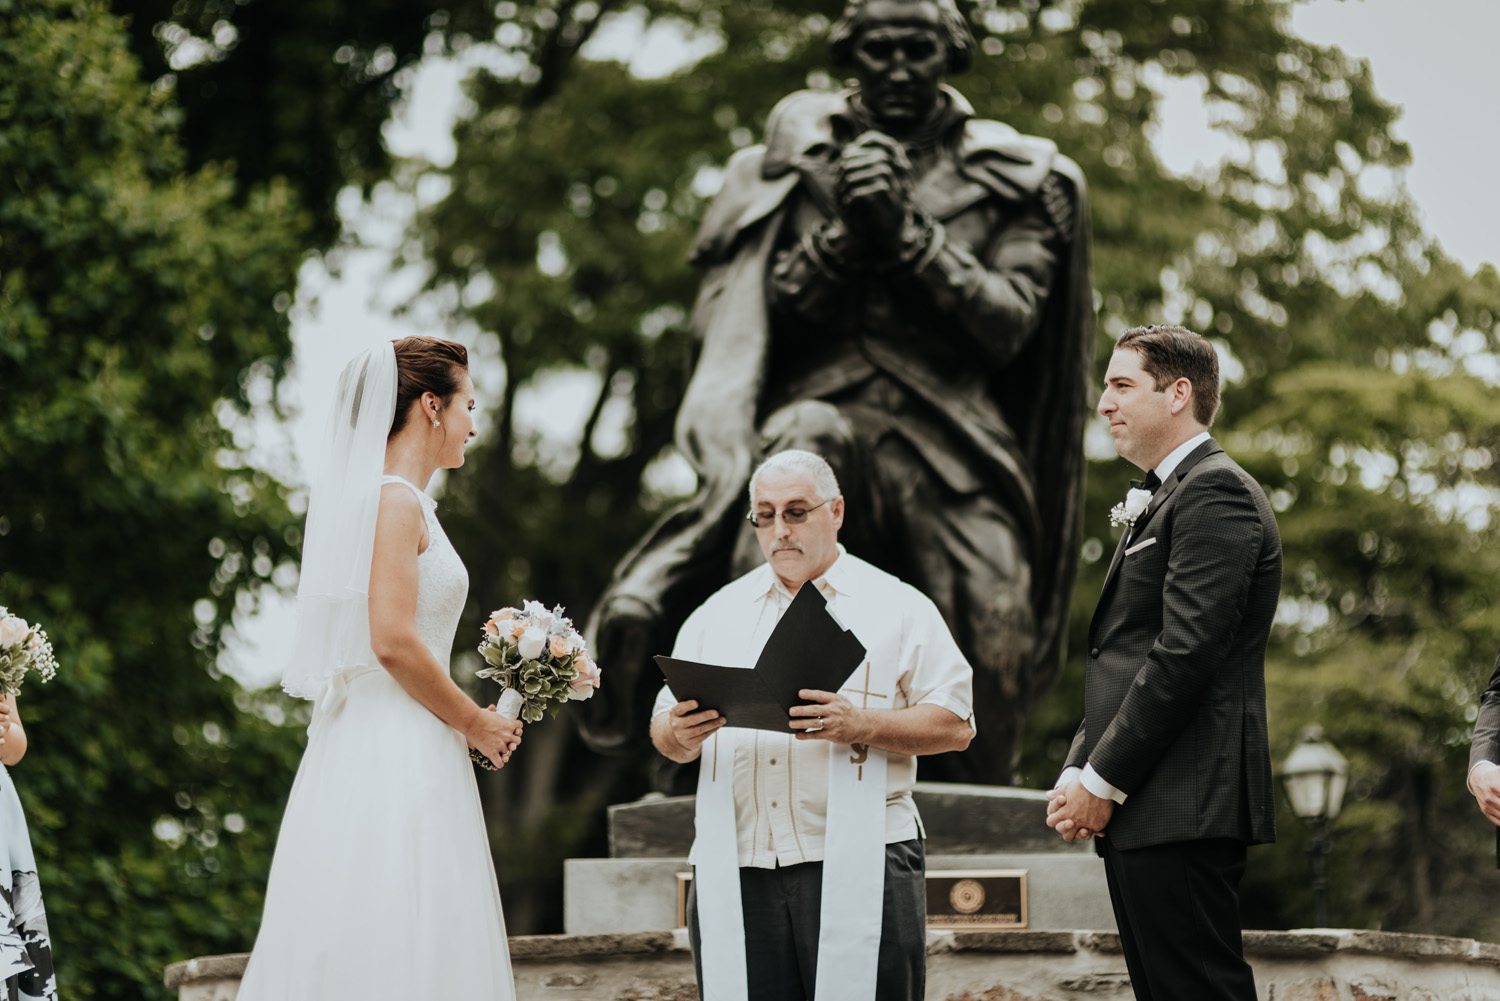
[1047, 325, 1279, 1000]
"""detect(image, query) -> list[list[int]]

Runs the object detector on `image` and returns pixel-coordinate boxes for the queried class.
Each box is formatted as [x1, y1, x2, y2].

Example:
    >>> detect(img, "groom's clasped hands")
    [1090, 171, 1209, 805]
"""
[1045, 778, 1114, 842]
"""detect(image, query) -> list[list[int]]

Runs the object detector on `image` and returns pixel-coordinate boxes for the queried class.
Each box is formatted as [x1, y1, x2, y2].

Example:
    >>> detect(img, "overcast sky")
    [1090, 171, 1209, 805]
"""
[224, 0, 1500, 688]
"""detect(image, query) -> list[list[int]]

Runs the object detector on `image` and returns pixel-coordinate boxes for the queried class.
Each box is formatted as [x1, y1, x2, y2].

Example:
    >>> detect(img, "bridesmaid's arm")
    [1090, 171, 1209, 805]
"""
[368, 485, 521, 768]
[0, 695, 28, 766]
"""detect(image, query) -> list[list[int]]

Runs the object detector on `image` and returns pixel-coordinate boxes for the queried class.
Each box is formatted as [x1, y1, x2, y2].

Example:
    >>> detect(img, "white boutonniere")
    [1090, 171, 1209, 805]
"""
[1109, 487, 1153, 530]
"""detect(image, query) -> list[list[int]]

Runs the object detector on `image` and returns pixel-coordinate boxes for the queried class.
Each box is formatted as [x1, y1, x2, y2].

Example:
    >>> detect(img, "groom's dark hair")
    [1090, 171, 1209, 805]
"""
[1115, 325, 1221, 427]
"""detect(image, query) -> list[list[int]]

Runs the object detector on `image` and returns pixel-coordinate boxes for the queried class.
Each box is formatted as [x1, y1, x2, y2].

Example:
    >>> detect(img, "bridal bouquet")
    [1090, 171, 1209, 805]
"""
[0, 606, 59, 696]
[469, 600, 601, 770]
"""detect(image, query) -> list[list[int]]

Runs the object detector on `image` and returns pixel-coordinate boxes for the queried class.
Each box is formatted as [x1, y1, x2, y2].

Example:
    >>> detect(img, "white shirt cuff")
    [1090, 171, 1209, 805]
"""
[1470, 760, 1498, 795]
[1081, 763, 1128, 805]
[1053, 766, 1082, 791]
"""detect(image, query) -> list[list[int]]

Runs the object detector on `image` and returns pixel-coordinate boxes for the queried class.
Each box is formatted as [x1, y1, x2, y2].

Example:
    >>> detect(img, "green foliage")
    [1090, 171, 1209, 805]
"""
[0, 0, 309, 995]
[110, 0, 504, 247]
[414, 0, 1500, 939]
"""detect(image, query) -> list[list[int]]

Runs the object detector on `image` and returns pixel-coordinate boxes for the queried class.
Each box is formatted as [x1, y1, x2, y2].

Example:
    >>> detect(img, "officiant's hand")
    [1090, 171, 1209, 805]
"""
[791, 690, 868, 744]
[666, 700, 725, 756]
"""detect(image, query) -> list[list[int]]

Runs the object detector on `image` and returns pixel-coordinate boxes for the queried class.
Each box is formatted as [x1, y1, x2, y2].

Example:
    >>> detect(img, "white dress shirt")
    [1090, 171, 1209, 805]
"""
[1061, 430, 1214, 805]
[654, 548, 975, 867]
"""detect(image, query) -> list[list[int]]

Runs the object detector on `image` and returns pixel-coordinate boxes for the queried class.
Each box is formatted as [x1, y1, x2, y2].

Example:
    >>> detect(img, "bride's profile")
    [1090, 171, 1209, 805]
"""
[237, 337, 521, 1000]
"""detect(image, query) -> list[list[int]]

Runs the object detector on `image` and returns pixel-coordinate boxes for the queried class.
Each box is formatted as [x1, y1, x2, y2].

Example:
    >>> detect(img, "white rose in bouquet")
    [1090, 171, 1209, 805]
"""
[517, 628, 547, 661]
[0, 615, 30, 649]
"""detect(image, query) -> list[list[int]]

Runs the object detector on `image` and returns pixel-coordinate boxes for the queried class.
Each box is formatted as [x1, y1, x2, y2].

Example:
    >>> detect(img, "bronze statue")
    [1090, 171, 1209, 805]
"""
[583, 0, 1094, 785]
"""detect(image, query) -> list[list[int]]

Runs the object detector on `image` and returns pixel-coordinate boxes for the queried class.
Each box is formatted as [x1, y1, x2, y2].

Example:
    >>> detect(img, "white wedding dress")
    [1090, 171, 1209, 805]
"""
[238, 477, 515, 1000]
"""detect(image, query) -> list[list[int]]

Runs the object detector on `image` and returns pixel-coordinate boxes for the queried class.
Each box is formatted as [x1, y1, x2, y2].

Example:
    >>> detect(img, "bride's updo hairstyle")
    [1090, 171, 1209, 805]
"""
[388, 336, 469, 438]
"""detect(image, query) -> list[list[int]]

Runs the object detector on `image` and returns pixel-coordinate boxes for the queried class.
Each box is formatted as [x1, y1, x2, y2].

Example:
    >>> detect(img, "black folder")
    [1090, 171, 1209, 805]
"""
[655, 585, 868, 733]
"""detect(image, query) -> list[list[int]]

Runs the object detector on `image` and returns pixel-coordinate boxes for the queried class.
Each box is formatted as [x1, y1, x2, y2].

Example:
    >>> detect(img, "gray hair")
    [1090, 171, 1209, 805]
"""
[748, 450, 841, 507]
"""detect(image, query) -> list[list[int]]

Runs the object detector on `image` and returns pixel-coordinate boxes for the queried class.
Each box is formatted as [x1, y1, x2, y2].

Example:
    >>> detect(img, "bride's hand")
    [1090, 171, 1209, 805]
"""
[465, 707, 523, 768]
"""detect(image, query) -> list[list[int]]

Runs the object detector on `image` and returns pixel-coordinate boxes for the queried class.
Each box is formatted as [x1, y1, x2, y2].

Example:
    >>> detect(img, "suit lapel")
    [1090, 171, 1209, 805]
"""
[1095, 439, 1223, 603]
[1100, 532, 1129, 595]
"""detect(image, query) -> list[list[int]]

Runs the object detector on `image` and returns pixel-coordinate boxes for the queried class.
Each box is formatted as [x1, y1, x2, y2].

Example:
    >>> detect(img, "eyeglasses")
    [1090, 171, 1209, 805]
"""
[746, 498, 831, 529]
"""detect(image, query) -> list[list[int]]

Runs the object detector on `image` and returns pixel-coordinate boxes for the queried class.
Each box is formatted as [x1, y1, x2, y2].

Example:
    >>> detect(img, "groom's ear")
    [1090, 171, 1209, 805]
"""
[1168, 377, 1195, 417]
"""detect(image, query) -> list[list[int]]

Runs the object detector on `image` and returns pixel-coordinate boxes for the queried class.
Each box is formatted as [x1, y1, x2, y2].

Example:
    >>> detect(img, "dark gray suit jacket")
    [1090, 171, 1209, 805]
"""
[1469, 655, 1500, 864]
[1066, 438, 1280, 851]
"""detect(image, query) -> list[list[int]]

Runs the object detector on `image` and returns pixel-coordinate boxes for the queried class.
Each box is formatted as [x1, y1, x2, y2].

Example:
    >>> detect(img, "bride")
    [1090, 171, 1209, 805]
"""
[238, 337, 522, 999]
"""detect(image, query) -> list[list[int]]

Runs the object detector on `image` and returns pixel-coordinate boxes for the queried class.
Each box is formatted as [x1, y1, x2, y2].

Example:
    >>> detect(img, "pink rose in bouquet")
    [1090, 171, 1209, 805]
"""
[567, 655, 601, 700]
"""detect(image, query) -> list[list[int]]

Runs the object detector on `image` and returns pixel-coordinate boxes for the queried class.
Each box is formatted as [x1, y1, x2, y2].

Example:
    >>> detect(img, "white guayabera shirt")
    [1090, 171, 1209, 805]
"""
[652, 548, 976, 865]
[653, 548, 974, 1001]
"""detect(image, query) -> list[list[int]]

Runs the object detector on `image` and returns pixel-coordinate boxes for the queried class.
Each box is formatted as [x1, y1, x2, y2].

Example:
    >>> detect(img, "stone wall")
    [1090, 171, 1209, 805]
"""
[166, 928, 1500, 1001]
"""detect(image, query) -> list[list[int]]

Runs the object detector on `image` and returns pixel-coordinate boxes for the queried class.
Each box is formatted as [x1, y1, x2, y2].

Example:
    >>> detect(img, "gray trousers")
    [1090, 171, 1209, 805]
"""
[687, 839, 926, 1001]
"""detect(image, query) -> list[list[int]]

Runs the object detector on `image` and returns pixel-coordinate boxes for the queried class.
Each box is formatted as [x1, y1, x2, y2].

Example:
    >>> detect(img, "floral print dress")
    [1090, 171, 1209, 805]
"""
[0, 764, 55, 1001]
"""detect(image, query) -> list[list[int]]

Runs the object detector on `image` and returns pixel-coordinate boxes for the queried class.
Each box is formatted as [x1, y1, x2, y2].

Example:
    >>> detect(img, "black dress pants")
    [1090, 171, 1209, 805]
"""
[1099, 836, 1258, 1001]
[687, 839, 926, 1001]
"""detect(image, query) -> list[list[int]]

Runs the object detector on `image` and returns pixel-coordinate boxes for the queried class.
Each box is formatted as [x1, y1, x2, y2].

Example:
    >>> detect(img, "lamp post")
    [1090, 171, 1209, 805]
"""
[1279, 725, 1348, 927]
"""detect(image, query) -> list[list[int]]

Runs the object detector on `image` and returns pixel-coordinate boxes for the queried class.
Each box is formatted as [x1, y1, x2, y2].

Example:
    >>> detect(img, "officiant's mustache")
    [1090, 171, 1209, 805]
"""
[772, 541, 805, 554]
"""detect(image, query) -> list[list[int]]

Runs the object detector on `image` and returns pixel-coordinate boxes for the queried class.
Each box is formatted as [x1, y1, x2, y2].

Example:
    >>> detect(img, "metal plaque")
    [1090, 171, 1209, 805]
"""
[675, 868, 1027, 931]
[924, 869, 1027, 929]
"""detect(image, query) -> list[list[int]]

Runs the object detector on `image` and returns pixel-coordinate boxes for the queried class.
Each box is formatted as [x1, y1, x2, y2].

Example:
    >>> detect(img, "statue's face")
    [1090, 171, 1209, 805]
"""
[850, 0, 949, 130]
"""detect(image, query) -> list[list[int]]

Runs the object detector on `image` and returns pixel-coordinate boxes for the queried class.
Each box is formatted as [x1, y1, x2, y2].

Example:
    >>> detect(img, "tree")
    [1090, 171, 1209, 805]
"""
[109, 0, 505, 248]
[0, 1, 310, 996]
[413, 0, 1500, 938]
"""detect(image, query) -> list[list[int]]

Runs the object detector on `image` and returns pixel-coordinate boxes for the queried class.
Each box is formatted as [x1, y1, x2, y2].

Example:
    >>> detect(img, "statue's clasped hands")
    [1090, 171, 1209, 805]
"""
[836, 131, 919, 258]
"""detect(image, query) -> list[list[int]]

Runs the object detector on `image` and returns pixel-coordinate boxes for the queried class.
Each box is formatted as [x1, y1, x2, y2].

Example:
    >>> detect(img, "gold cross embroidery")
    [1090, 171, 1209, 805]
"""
[845, 661, 888, 709]
[844, 661, 887, 779]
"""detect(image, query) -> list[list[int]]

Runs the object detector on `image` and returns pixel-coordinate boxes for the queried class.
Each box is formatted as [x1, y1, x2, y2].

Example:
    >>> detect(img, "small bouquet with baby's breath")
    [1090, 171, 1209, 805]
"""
[468, 600, 600, 770]
[0, 606, 59, 696]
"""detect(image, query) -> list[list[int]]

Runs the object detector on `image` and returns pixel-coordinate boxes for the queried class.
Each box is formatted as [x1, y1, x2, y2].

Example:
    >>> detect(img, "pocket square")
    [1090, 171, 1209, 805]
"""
[1125, 537, 1157, 556]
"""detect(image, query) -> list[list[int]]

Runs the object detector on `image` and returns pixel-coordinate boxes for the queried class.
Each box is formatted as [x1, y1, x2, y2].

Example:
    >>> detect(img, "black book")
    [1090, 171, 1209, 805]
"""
[655, 585, 868, 733]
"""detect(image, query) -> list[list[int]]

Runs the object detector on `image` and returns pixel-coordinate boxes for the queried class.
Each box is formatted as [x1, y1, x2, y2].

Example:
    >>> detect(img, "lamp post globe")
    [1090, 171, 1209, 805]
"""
[1279, 725, 1348, 927]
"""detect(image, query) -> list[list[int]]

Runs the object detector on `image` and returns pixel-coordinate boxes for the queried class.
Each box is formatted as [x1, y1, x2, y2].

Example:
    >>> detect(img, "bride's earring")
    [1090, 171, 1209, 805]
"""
[431, 413, 441, 428]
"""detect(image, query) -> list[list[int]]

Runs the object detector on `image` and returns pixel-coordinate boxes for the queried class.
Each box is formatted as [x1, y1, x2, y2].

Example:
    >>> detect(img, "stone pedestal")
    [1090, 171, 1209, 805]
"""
[565, 782, 1117, 935]
[563, 853, 1116, 935]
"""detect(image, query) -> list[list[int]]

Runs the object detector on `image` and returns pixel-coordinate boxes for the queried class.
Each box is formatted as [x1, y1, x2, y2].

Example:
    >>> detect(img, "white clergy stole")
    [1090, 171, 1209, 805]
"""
[691, 582, 897, 1001]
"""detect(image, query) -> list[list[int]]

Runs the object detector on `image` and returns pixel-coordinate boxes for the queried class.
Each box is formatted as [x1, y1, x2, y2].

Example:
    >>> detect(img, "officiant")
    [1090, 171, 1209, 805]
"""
[650, 449, 974, 1001]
